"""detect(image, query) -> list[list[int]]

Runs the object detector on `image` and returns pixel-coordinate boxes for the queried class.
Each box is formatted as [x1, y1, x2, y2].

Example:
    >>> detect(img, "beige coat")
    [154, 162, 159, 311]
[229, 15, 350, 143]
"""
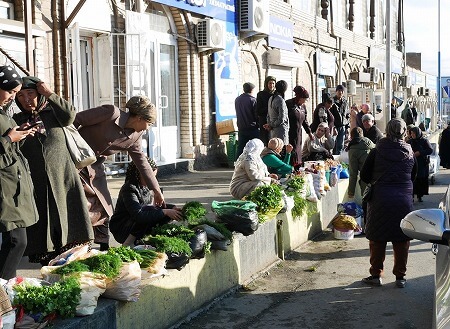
[74, 105, 161, 217]
[229, 160, 272, 200]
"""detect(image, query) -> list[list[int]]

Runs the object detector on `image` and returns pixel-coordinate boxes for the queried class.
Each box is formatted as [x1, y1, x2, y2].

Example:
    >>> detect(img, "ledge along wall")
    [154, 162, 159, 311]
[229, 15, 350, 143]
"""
[55, 130, 442, 329]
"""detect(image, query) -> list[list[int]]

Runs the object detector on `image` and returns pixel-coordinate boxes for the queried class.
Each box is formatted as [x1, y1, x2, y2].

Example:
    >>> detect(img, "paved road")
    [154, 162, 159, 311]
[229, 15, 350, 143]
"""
[175, 169, 450, 329]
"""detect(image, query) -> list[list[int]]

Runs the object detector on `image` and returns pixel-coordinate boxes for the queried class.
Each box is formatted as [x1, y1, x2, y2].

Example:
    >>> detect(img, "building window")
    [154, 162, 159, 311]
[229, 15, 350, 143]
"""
[0, 1, 13, 19]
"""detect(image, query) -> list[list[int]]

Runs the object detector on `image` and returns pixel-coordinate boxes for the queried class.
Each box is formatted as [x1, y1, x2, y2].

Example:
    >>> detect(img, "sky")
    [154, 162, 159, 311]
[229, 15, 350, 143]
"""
[404, 0, 449, 76]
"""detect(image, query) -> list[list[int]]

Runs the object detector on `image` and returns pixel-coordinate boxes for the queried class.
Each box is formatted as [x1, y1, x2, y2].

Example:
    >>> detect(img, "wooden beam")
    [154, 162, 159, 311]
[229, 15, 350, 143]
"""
[64, 0, 87, 28]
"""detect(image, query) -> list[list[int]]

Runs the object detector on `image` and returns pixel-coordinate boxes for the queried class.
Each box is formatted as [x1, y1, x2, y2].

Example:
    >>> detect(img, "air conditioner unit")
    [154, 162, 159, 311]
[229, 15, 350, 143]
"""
[239, 0, 269, 34]
[196, 18, 226, 50]
[346, 79, 357, 95]
[368, 67, 380, 83]
[348, 71, 371, 83]
[399, 75, 411, 88]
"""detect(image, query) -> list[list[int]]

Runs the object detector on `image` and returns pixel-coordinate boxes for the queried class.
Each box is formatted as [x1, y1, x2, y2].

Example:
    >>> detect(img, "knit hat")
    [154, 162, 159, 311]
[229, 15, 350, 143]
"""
[336, 85, 345, 91]
[243, 82, 255, 93]
[386, 118, 407, 140]
[293, 86, 309, 98]
[0, 66, 22, 91]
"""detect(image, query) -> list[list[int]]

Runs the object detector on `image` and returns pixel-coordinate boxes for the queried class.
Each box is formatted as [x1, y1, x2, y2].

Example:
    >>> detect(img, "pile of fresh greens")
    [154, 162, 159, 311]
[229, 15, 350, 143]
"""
[246, 184, 282, 215]
[182, 201, 207, 224]
[142, 235, 193, 256]
[134, 249, 164, 269]
[283, 176, 308, 218]
[151, 223, 195, 241]
[13, 276, 81, 320]
[53, 253, 122, 279]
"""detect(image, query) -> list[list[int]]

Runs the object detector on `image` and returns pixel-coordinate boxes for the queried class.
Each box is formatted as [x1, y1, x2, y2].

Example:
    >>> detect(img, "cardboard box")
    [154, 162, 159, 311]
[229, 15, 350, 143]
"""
[216, 118, 238, 135]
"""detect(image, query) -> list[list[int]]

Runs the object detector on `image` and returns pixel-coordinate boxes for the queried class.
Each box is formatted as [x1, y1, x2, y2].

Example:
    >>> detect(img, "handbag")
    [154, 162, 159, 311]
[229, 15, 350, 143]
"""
[62, 124, 97, 169]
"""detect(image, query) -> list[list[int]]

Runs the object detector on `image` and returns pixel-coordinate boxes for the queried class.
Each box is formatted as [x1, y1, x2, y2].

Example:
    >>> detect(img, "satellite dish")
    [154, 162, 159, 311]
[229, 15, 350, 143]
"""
[254, 7, 264, 28]
[210, 22, 223, 46]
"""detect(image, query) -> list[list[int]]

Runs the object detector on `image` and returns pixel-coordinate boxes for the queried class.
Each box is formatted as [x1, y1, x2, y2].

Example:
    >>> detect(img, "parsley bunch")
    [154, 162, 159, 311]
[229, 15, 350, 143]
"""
[13, 276, 81, 320]
[142, 235, 192, 256]
[246, 184, 282, 215]
[182, 201, 207, 224]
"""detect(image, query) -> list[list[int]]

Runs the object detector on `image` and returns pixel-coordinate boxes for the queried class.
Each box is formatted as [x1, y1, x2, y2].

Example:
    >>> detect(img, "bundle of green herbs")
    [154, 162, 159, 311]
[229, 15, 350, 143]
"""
[52, 253, 123, 279]
[246, 184, 282, 215]
[13, 276, 81, 320]
[142, 235, 192, 256]
[182, 201, 207, 224]
[151, 223, 195, 241]
[284, 175, 305, 193]
[134, 249, 165, 269]
[283, 176, 308, 218]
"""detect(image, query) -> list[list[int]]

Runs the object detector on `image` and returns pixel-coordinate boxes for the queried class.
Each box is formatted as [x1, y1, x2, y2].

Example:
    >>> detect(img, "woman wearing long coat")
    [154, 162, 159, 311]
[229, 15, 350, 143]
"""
[264, 80, 289, 145]
[0, 66, 38, 279]
[360, 119, 417, 288]
[286, 86, 313, 166]
[407, 126, 433, 202]
[74, 96, 163, 249]
[13, 77, 93, 264]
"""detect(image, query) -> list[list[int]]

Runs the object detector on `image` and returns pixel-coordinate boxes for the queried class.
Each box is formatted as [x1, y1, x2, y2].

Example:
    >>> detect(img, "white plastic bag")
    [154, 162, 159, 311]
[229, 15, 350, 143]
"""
[76, 272, 107, 316]
[103, 261, 141, 302]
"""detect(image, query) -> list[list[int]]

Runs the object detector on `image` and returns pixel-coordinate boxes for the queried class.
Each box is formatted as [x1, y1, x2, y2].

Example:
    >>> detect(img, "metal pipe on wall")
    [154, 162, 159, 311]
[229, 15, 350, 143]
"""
[385, 0, 392, 126]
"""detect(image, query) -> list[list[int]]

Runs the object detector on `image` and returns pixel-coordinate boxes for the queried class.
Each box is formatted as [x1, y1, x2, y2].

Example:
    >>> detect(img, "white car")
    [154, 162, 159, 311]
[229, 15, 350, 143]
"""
[401, 192, 450, 329]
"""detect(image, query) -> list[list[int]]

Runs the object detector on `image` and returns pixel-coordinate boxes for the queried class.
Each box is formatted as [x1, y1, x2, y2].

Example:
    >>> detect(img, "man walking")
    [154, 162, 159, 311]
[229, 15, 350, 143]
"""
[331, 84, 349, 155]
[235, 82, 258, 158]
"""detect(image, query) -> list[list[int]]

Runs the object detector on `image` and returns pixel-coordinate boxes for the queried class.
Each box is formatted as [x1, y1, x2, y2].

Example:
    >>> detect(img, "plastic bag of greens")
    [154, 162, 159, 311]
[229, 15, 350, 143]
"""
[211, 200, 259, 236]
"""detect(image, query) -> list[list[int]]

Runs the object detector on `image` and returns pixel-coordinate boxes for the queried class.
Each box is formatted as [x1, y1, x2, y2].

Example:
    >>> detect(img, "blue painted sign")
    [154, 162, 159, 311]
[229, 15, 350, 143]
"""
[151, 0, 236, 23]
[214, 21, 240, 122]
[268, 16, 293, 51]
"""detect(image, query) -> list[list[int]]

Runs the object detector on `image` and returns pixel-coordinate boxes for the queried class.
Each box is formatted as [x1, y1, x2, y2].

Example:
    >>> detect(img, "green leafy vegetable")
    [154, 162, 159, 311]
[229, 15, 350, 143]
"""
[285, 176, 305, 192]
[142, 235, 192, 256]
[246, 184, 283, 215]
[53, 253, 122, 279]
[134, 249, 162, 268]
[13, 276, 81, 320]
[151, 224, 195, 241]
[182, 201, 207, 224]
[107, 246, 143, 263]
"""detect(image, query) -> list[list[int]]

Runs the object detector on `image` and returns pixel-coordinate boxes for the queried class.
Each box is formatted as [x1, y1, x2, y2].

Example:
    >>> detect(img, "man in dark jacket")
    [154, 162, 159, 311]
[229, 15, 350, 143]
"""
[330, 84, 349, 155]
[256, 76, 276, 145]
[362, 114, 383, 144]
[235, 82, 258, 158]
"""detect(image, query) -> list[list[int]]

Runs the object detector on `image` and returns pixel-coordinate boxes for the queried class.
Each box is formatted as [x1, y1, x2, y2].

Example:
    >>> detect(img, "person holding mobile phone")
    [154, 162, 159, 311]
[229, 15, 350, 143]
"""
[13, 76, 93, 265]
[0, 66, 39, 279]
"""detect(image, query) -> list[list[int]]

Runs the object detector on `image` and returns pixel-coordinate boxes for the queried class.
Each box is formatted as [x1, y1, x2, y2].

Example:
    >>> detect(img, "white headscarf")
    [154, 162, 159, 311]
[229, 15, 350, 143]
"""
[234, 138, 265, 166]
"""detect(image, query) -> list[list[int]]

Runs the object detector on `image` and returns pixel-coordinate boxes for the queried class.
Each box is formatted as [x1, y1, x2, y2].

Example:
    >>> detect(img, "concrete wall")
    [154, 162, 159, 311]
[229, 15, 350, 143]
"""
[52, 177, 352, 329]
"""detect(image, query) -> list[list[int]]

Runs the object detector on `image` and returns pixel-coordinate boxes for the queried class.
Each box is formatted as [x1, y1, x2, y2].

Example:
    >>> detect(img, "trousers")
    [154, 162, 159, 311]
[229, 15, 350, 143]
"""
[0, 228, 27, 279]
[369, 240, 410, 278]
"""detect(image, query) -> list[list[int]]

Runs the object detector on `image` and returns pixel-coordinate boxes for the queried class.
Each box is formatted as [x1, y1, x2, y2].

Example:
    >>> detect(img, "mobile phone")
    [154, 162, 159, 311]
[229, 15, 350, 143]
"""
[21, 121, 42, 130]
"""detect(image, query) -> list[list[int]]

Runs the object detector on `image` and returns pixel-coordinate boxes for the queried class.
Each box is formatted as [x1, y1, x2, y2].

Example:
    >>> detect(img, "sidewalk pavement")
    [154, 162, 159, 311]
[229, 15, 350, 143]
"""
[17, 166, 235, 277]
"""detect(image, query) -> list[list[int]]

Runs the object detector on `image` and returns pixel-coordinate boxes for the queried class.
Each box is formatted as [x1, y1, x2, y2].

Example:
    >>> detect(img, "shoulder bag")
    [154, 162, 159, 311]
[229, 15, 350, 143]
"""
[52, 106, 97, 169]
[62, 124, 97, 169]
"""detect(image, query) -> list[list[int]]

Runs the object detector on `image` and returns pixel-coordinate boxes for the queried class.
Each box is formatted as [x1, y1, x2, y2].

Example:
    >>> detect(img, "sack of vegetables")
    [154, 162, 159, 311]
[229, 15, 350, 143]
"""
[211, 200, 259, 236]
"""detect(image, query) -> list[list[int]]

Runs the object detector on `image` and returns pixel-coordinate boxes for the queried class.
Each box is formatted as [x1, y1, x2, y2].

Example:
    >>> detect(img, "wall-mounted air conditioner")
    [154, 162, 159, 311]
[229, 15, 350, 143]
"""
[239, 0, 269, 35]
[266, 49, 304, 68]
[196, 18, 226, 51]
[348, 71, 371, 83]
[346, 79, 357, 95]
[368, 67, 380, 83]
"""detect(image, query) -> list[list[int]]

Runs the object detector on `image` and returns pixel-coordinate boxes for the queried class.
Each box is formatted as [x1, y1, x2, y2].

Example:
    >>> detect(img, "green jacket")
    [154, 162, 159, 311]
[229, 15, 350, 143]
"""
[261, 148, 293, 177]
[0, 110, 38, 232]
[347, 137, 375, 196]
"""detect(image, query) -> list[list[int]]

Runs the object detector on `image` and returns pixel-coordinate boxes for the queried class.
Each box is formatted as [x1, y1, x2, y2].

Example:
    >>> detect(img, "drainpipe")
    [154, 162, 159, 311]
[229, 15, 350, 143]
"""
[329, 0, 342, 85]
[51, 0, 61, 95]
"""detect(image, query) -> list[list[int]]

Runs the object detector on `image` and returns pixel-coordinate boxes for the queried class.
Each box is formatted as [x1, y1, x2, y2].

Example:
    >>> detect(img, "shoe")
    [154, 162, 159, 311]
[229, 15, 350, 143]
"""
[362, 276, 382, 286]
[396, 278, 406, 288]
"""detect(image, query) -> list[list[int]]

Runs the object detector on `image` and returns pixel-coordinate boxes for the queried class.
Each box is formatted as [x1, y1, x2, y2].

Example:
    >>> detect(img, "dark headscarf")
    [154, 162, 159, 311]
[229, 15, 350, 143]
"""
[0, 66, 22, 91]
[275, 80, 288, 99]
[386, 118, 407, 141]
[410, 126, 423, 139]
[15, 76, 47, 114]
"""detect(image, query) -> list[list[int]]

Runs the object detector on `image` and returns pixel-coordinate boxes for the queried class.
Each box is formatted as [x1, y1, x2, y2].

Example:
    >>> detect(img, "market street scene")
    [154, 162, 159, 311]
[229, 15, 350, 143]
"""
[2, 0, 450, 329]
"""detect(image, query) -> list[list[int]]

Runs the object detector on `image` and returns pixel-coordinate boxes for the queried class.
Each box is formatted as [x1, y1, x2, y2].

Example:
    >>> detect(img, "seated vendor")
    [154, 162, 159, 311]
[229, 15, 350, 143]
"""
[261, 137, 294, 177]
[229, 138, 278, 200]
[302, 122, 335, 162]
[110, 159, 183, 246]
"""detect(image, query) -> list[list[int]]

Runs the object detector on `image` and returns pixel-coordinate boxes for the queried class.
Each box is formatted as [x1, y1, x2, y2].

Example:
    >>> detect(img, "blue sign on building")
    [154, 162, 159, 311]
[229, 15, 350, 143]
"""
[152, 0, 236, 23]
[268, 16, 293, 51]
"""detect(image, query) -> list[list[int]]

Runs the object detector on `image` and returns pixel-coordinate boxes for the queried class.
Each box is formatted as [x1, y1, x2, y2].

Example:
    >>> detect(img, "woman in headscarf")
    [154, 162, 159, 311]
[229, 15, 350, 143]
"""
[407, 126, 433, 202]
[261, 137, 294, 177]
[110, 158, 183, 246]
[75, 95, 163, 250]
[360, 119, 417, 288]
[13, 76, 94, 265]
[256, 76, 276, 145]
[0, 66, 38, 278]
[229, 138, 278, 200]
[264, 80, 289, 145]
